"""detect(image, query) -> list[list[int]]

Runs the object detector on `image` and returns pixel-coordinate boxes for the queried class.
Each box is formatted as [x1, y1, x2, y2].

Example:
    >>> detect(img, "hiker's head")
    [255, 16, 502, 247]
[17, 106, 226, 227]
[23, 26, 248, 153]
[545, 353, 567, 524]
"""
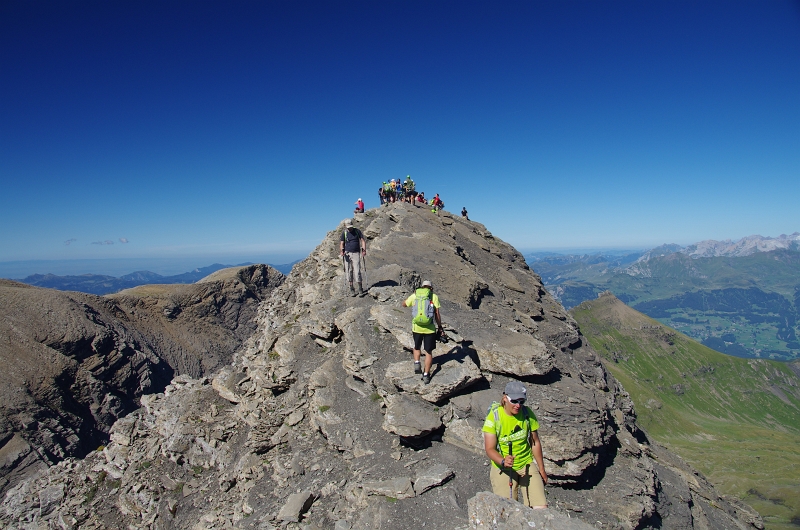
[344, 219, 355, 231]
[503, 381, 527, 409]
[421, 280, 432, 290]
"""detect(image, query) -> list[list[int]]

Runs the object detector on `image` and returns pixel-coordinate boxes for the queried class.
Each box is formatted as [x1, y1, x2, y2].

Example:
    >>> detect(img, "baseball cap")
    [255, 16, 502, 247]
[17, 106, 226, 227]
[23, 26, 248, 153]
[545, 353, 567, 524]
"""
[421, 280, 432, 287]
[504, 381, 527, 401]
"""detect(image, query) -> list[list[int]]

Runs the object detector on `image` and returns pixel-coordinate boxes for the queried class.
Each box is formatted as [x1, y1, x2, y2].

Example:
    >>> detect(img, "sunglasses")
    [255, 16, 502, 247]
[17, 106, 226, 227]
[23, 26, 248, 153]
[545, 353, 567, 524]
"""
[509, 398, 526, 405]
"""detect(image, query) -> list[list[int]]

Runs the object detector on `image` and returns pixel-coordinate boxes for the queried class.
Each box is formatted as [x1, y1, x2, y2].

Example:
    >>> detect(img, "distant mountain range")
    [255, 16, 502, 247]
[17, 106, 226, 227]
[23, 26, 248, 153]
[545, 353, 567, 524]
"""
[14, 261, 300, 296]
[529, 232, 800, 361]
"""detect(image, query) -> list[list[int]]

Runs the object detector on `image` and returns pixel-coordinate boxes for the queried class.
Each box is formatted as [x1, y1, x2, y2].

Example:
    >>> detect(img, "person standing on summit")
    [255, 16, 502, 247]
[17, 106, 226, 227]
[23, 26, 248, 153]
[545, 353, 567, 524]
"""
[401, 280, 443, 384]
[340, 219, 367, 297]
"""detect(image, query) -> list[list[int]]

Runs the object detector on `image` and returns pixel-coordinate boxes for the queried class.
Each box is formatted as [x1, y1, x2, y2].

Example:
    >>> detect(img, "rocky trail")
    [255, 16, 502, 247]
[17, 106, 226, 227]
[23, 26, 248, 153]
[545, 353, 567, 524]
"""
[1, 202, 762, 529]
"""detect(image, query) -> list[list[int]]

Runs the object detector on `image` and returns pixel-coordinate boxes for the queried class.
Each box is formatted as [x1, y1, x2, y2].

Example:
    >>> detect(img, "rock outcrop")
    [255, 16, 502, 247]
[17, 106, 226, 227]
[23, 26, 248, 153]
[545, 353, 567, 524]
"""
[0, 204, 762, 529]
[0, 264, 282, 494]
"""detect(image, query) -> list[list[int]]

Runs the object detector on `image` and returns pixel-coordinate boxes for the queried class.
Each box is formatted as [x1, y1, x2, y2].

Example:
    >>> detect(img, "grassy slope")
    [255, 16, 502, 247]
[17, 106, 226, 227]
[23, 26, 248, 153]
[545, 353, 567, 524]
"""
[571, 293, 800, 530]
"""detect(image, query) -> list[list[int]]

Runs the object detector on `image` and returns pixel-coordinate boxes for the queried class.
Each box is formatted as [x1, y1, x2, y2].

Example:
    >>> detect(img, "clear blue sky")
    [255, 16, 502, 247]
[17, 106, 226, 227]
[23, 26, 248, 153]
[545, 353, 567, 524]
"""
[2, 1, 799, 275]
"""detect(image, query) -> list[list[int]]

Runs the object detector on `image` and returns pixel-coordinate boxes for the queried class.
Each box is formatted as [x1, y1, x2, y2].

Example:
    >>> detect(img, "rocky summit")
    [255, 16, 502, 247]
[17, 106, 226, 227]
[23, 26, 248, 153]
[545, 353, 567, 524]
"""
[0, 203, 762, 529]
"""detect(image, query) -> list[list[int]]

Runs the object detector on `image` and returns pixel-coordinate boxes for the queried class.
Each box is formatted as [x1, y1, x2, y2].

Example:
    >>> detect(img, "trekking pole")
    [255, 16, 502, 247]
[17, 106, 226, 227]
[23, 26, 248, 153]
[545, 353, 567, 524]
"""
[507, 442, 513, 500]
[341, 254, 348, 294]
[360, 252, 368, 289]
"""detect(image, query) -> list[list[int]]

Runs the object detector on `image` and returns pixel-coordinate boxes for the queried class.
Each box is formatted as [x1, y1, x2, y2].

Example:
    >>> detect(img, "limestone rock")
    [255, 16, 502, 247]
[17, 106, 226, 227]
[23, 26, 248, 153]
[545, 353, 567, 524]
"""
[278, 490, 315, 522]
[413, 464, 454, 495]
[361, 477, 415, 499]
[468, 491, 597, 529]
[381, 394, 442, 438]
[384, 351, 483, 403]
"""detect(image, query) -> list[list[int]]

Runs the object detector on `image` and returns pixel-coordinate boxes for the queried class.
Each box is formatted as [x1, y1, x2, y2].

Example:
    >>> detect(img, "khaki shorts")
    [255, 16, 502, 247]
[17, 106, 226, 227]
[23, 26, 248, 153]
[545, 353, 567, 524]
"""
[489, 463, 546, 507]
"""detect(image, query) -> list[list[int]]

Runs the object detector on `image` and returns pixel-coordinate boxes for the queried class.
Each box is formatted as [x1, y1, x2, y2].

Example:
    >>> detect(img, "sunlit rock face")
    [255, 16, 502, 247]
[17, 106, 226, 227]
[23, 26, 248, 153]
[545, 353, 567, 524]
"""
[0, 204, 762, 530]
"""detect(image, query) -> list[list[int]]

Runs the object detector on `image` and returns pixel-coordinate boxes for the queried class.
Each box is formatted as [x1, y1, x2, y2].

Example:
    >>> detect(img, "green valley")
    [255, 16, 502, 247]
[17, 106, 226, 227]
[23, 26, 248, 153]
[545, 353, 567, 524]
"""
[537, 248, 800, 360]
[571, 292, 800, 529]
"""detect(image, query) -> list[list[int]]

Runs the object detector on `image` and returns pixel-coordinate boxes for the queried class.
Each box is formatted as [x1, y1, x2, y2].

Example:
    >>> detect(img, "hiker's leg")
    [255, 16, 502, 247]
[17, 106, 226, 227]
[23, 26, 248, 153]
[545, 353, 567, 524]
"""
[518, 465, 546, 508]
[412, 333, 424, 363]
[489, 465, 512, 499]
[423, 350, 433, 374]
[422, 334, 436, 374]
[344, 254, 353, 284]
[350, 252, 363, 283]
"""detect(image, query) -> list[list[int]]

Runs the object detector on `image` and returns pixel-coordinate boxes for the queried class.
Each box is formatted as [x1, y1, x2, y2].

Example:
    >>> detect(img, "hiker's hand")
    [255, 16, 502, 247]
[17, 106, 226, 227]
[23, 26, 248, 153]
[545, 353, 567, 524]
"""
[539, 467, 548, 485]
[502, 455, 515, 468]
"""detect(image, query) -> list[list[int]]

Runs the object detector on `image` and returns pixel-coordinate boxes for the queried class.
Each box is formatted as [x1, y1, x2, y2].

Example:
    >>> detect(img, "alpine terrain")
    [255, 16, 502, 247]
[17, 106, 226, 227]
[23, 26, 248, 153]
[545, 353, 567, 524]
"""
[533, 233, 800, 360]
[571, 292, 800, 529]
[1, 203, 762, 529]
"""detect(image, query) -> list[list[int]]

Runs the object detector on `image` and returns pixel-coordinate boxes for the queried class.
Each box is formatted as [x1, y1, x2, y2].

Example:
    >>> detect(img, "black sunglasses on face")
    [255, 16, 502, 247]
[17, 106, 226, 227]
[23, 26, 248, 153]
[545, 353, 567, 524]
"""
[509, 398, 526, 405]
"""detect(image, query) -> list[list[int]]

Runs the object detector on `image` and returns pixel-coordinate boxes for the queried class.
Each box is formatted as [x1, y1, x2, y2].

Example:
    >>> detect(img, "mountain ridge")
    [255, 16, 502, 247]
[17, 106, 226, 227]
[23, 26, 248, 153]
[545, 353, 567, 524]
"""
[0, 204, 762, 529]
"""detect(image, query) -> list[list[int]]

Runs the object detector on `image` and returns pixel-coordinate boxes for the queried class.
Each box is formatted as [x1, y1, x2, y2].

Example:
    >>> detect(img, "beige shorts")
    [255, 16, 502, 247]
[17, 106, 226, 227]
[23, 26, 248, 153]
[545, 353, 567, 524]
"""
[489, 463, 546, 507]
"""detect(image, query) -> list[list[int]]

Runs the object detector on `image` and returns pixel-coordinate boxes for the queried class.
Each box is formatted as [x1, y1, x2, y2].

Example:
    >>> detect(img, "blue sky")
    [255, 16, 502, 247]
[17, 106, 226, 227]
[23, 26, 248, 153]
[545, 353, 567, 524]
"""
[1, 1, 799, 276]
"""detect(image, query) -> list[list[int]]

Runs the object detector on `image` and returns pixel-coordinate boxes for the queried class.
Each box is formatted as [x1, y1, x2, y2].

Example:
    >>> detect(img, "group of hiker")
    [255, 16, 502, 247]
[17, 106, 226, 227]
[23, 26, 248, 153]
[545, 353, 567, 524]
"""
[375, 176, 447, 214]
[378, 176, 417, 204]
[338, 213, 548, 509]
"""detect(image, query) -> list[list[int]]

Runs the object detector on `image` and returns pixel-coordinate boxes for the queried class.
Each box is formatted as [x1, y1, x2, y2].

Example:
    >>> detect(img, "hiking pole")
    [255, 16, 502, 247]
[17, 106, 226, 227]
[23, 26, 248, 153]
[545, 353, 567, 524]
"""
[341, 254, 348, 294]
[507, 442, 513, 500]
[360, 252, 368, 290]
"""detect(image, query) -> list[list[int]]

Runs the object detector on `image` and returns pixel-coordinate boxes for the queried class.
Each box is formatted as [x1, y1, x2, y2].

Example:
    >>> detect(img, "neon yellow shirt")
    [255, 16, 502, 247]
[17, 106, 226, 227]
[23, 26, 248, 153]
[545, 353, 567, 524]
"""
[482, 405, 539, 470]
[404, 290, 440, 334]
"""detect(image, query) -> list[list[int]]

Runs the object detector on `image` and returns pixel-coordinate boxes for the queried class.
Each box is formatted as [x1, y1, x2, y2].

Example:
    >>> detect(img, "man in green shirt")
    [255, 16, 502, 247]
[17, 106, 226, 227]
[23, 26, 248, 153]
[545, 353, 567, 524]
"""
[401, 280, 442, 384]
[482, 381, 548, 507]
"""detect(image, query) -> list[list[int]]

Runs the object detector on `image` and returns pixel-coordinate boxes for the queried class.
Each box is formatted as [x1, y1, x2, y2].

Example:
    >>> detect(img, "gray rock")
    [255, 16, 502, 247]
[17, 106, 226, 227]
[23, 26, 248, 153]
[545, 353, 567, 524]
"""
[361, 477, 415, 499]
[468, 491, 597, 529]
[384, 352, 483, 403]
[382, 394, 442, 438]
[413, 464, 454, 495]
[277, 490, 315, 522]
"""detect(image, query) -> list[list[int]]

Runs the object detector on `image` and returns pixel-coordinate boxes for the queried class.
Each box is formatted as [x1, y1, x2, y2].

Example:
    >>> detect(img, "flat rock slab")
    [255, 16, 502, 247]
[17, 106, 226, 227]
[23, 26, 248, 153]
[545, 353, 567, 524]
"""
[370, 304, 413, 349]
[382, 394, 442, 438]
[385, 352, 483, 403]
[471, 331, 553, 377]
[413, 464, 454, 495]
[278, 491, 315, 522]
[361, 477, 415, 499]
[468, 492, 598, 529]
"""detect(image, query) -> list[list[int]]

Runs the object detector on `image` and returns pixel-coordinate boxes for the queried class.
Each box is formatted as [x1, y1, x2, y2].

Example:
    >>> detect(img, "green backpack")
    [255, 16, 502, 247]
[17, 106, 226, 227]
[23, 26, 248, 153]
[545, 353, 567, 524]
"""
[411, 288, 435, 327]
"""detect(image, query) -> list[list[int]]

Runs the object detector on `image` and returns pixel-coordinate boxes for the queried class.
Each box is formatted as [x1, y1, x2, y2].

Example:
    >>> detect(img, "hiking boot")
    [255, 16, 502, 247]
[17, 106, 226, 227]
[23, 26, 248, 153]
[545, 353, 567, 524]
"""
[422, 373, 431, 385]
[349, 286, 356, 297]
[358, 283, 366, 297]
[414, 362, 422, 374]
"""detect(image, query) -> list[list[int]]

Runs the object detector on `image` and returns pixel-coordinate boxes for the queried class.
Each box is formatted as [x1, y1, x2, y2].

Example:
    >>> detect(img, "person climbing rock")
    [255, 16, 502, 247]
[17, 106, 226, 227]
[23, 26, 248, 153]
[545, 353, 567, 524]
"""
[482, 381, 548, 508]
[461, 207, 469, 220]
[401, 280, 443, 384]
[354, 198, 364, 214]
[339, 219, 367, 297]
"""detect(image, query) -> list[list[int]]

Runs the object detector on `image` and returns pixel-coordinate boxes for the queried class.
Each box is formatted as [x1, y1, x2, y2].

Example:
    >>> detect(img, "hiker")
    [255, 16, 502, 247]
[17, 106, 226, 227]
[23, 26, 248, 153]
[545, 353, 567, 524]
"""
[401, 280, 443, 384]
[378, 187, 385, 205]
[354, 198, 364, 214]
[461, 207, 469, 220]
[395, 179, 404, 202]
[339, 219, 367, 297]
[482, 381, 548, 508]
[405, 175, 417, 204]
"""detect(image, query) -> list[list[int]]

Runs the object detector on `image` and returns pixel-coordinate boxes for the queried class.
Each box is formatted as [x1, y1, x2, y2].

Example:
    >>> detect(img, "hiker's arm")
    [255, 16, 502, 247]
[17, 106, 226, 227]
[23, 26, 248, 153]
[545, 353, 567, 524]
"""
[434, 307, 443, 331]
[531, 430, 548, 484]
[360, 237, 366, 255]
[484, 433, 513, 468]
[339, 239, 344, 255]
